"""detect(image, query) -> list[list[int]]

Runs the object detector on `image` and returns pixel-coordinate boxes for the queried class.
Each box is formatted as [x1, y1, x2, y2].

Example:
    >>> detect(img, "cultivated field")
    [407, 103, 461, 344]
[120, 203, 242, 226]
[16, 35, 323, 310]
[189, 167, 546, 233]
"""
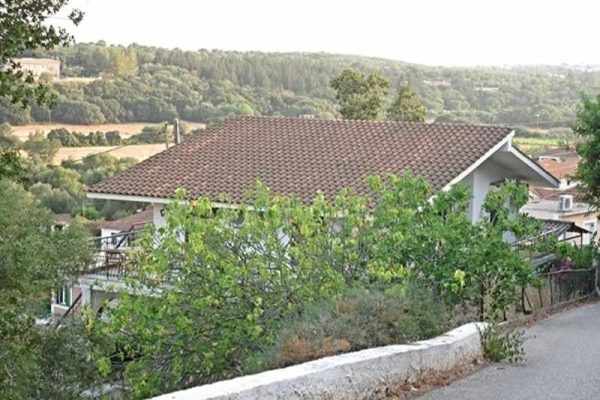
[11, 121, 206, 140]
[53, 144, 167, 165]
[513, 136, 574, 155]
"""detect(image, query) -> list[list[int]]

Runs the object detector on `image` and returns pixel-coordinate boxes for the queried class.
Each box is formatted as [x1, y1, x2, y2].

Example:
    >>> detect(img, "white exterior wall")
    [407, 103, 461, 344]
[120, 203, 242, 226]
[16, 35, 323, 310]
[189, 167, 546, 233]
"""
[153, 203, 167, 227]
[462, 158, 512, 223]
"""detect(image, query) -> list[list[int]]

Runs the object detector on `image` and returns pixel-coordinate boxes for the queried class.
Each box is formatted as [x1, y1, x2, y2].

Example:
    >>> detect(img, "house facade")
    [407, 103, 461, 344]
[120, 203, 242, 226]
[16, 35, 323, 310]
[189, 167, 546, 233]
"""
[525, 149, 598, 244]
[12, 57, 61, 80]
[57, 117, 559, 316]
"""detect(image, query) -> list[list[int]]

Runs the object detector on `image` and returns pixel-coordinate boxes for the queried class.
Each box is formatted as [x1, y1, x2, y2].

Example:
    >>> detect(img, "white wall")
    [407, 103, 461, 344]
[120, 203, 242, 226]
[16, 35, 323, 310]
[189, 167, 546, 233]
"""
[462, 158, 511, 222]
[153, 203, 167, 227]
[150, 323, 486, 400]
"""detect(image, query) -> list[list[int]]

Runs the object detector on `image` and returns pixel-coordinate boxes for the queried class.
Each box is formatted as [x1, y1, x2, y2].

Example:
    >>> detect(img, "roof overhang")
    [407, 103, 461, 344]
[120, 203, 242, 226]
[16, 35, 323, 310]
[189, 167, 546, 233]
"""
[442, 131, 559, 191]
[87, 192, 172, 204]
[507, 146, 560, 188]
[86, 191, 240, 209]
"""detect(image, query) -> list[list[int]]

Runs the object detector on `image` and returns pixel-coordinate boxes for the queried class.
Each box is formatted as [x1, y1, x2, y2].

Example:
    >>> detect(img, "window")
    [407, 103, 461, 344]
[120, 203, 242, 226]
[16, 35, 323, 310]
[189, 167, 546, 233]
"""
[55, 286, 72, 306]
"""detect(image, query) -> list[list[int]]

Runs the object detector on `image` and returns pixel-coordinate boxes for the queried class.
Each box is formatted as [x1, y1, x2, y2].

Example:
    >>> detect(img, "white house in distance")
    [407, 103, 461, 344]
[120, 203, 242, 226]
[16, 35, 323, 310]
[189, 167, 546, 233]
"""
[12, 57, 61, 80]
[59, 116, 559, 316]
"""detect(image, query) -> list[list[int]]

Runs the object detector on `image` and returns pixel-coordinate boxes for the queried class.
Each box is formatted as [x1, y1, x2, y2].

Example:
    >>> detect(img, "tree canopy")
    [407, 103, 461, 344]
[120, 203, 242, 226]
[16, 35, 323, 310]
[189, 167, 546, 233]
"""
[2, 43, 596, 127]
[575, 95, 600, 207]
[387, 86, 427, 122]
[330, 69, 390, 120]
[0, 179, 99, 400]
[0, 0, 83, 107]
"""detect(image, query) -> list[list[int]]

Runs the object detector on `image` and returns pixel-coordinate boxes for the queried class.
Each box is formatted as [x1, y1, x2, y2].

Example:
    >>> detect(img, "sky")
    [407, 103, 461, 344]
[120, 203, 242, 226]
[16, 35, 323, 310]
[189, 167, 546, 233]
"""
[55, 0, 600, 67]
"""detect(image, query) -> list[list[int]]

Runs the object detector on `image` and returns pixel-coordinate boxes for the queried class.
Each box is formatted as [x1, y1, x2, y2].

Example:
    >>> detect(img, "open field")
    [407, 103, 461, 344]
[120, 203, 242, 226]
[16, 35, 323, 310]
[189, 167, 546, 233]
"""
[53, 143, 167, 165]
[10, 121, 206, 140]
[513, 136, 574, 155]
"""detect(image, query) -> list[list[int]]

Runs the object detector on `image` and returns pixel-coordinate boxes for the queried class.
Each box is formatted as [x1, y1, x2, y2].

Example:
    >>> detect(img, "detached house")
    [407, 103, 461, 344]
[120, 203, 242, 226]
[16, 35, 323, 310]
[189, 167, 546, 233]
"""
[55, 116, 560, 316]
[87, 116, 558, 223]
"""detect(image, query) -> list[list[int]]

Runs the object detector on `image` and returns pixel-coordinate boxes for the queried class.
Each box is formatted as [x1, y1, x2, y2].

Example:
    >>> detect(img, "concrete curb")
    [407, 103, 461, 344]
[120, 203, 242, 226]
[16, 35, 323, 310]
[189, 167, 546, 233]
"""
[151, 322, 486, 400]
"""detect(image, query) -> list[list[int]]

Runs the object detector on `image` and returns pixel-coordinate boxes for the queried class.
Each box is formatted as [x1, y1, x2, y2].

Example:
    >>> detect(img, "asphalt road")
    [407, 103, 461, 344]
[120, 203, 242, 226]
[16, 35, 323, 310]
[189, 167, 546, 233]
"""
[420, 302, 600, 400]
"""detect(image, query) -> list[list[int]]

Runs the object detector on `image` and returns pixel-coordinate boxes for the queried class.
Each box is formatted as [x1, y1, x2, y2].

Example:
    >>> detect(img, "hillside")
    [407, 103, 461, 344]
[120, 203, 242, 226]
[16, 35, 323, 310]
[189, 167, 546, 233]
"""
[3, 42, 600, 129]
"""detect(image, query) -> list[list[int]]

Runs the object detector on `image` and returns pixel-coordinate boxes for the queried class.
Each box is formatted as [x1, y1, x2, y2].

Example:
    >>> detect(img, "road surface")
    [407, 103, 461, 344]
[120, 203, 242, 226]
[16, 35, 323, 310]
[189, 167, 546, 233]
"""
[420, 302, 600, 400]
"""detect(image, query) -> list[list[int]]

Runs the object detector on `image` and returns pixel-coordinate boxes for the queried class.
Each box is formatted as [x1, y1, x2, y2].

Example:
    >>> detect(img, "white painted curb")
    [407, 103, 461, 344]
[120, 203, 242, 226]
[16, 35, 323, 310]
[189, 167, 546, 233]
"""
[151, 322, 486, 400]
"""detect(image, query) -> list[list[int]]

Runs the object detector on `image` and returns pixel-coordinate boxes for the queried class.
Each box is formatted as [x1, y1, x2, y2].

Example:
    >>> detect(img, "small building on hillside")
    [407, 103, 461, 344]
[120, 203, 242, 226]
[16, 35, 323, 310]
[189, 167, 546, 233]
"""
[12, 57, 61, 80]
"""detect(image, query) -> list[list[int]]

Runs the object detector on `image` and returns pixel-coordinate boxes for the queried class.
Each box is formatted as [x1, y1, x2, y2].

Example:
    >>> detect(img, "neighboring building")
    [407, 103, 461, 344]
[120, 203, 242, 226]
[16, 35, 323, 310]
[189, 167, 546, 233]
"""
[98, 207, 153, 239]
[50, 209, 153, 317]
[524, 149, 598, 245]
[71, 116, 559, 315]
[536, 149, 580, 190]
[12, 57, 61, 80]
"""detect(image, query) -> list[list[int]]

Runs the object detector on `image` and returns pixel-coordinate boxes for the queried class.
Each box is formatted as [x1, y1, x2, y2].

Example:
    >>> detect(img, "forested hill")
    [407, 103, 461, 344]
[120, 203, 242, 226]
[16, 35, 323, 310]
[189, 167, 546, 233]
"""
[4, 42, 600, 128]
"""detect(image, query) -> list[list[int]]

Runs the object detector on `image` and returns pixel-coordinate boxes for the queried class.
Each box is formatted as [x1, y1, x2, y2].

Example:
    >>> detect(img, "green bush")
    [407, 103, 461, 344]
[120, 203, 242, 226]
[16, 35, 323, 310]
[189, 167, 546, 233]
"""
[479, 323, 526, 363]
[556, 242, 598, 270]
[244, 284, 455, 372]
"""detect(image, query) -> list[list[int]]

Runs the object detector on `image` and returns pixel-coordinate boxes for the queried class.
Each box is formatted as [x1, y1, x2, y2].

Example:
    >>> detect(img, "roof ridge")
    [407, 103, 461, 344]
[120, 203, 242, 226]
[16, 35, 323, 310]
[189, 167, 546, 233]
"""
[225, 115, 513, 130]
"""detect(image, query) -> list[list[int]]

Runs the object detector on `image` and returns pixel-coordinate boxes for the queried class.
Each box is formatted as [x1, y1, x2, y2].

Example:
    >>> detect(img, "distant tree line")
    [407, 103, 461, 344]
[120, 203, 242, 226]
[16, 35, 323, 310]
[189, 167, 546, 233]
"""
[0, 124, 141, 220]
[45, 124, 187, 147]
[2, 42, 598, 127]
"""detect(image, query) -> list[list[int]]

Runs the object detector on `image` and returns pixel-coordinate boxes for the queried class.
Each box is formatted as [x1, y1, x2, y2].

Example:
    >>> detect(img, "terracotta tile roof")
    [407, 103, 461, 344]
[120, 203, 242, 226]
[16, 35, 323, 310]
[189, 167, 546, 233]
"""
[537, 156, 580, 180]
[88, 116, 514, 203]
[530, 186, 586, 202]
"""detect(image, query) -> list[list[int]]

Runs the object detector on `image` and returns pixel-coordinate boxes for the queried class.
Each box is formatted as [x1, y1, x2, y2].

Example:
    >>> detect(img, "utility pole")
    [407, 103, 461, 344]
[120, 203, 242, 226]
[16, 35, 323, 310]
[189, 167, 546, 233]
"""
[163, 122, 170, 149]
[174, 118, 181, 145]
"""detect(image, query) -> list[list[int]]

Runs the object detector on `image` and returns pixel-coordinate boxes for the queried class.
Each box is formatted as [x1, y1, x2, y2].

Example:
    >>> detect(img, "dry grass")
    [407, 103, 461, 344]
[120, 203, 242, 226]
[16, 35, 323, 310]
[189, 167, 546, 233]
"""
[11, 121, 206, 140]
[53, 144, 167, 165]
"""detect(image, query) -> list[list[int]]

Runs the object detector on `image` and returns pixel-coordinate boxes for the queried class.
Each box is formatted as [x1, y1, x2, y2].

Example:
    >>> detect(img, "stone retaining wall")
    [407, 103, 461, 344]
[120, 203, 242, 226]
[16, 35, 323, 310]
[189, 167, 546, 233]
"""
[152, 322, 485, 400]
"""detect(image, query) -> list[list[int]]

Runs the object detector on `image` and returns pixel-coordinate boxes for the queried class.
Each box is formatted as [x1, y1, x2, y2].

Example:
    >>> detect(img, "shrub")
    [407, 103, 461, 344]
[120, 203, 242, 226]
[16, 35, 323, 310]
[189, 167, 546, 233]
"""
[479, 323, 526, 363]
[245, 284, 455, 371]
[23, 132, 60, 164]
[556, 242, 598, 270]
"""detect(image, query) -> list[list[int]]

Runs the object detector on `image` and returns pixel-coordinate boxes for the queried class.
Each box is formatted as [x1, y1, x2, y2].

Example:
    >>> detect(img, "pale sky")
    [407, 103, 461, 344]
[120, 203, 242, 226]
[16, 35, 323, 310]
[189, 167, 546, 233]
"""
[56, 0, 599, 66]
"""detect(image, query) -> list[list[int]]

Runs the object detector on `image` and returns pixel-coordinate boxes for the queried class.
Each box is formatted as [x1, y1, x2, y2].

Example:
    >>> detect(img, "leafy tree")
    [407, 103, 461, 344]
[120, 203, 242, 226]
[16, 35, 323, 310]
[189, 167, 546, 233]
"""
[0, 42, 596, 126]
[0, 149, 25, 181]
[0, 122, 20, 149]
[575, 95, 600, 208]
[0, 0, 83, 107]
[387, 86, 427, 122]
[101, 176, 541, 397]
[107, 47, 139, 77]
[51, 98, 106, 124]
[22, 131, 60, 164]
[330, 69, 389, 120]
[0, 179, 98, 400]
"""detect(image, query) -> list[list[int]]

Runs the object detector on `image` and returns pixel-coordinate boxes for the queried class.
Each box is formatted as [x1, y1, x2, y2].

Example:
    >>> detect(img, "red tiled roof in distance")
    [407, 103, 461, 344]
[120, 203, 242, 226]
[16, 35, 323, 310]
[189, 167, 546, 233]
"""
[530, 186, 586, 202]
[537, 156, 580, 180]
[87, 116, 514, 203]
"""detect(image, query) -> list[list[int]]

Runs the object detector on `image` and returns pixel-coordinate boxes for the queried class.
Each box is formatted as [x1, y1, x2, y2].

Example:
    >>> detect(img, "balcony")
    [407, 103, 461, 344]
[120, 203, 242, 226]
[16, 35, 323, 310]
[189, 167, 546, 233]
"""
[81, 228, 144, 281]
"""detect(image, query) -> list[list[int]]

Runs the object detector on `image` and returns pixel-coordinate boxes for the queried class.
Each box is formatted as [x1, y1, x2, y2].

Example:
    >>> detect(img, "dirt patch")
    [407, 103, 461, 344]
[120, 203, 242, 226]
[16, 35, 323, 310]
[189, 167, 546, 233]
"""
[53, 143, 167, 164]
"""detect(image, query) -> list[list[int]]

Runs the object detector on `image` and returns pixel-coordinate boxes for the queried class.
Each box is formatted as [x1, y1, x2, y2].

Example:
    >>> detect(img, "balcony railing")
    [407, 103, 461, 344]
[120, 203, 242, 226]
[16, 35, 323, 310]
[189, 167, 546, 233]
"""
[82, 228, 144, 280]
